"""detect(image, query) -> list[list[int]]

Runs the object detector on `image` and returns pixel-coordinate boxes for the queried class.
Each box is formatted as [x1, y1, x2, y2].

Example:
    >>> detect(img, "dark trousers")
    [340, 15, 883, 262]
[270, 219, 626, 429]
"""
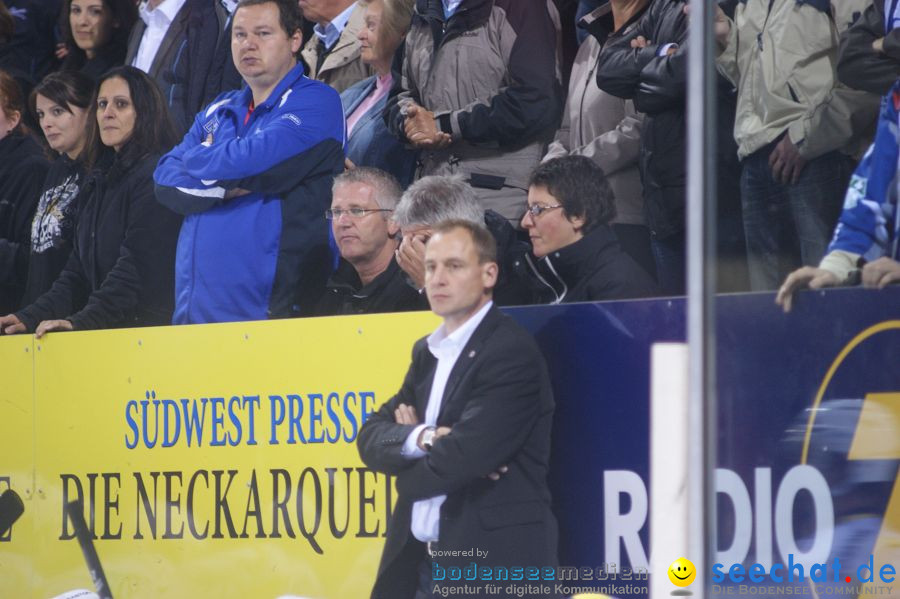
[613, 223, 657, 283]
[651, 230, 686, 296]
[740, 148, 854, 290]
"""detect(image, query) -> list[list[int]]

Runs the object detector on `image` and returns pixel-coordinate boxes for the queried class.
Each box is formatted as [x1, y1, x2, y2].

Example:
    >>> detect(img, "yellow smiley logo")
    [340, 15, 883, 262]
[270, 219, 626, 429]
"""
[668, 557, 696, 587]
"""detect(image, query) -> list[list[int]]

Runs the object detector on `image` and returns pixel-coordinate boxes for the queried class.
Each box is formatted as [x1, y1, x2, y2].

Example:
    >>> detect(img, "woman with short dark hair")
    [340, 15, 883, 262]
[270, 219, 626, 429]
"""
[0, 66, 182, 336]
[521, 156, 657, 303]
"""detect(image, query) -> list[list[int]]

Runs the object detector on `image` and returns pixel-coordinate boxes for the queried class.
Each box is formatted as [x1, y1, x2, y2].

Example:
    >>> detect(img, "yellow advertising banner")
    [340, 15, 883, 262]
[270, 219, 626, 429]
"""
[0, 335, 35, 592]
[0, 312, 440, 598]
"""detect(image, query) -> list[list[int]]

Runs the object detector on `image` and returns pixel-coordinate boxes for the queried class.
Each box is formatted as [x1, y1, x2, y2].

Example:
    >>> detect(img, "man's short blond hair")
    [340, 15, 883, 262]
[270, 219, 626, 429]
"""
[431, 219, 498, 265]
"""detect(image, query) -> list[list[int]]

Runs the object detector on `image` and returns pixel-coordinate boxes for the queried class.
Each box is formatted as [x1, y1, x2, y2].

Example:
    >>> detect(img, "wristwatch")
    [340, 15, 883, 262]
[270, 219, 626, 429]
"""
[421, 426, 437, 451]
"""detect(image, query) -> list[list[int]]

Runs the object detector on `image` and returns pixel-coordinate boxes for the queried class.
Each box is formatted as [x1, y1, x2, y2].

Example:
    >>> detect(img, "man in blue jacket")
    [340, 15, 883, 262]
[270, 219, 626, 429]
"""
[154, 0, 345, 324]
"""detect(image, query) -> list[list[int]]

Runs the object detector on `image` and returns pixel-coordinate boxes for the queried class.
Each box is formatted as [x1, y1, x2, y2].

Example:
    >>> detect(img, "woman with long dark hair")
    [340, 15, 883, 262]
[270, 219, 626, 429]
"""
[59, 0, 136, 80]
[0, 66, 182, 336]
[0, 69, 50, 314]
[21, 71, 96, 307]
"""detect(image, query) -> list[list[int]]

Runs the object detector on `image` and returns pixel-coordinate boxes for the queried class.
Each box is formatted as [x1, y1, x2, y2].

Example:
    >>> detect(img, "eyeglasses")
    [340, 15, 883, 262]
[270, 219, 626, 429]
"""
[522, 204, 563, 219]
[325, 208, 393, 220]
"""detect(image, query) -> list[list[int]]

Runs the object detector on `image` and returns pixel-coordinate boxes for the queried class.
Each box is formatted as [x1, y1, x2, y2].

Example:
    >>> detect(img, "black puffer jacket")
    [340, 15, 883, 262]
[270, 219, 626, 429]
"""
[16, 153, 182, 331]
[315, 256, 427, 316]
[0, 132, 49, 313]
[484, 209, 538, 307]
[527, 224, 657, 303]
[595, 0, 736, 240]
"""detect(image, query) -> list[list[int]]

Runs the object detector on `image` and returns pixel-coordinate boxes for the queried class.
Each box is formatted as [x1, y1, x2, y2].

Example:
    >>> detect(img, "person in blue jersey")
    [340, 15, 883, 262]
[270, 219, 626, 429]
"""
[776, 82, 900, 312]
[154, 0, 345, 324]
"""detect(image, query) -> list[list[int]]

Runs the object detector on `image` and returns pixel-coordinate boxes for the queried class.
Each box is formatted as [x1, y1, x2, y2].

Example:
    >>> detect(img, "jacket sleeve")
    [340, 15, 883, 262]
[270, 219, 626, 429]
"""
[543, 107, 572, 161]
[837, 3, 900, 95]
[15, 245, 88, 331]
[595, 4, 667, 99]
[385, 39, 420, 143]
[787, 84, 880, 160]
[0, 157, 47, 287]
[393, 340, 547, 501]
[154, 111, 228, 215]
[634, 31, 689, 114]
[181, 88, 345, 182]
[436, 0, 562, 147]
[788, 2, 880, 160]
[66, 165, 172, 330]
[715, 12, 740, 85]
[578, 106, 644, 177]
[357, 342, 425, 475]
[220, 139, 345, 196]
[826, 105, 897, 263]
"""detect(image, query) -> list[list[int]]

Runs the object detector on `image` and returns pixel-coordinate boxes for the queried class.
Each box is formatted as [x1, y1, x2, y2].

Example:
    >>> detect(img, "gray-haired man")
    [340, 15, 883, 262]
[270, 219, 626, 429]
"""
[316, 167, 426, 315]
[392, 175, 535, 306]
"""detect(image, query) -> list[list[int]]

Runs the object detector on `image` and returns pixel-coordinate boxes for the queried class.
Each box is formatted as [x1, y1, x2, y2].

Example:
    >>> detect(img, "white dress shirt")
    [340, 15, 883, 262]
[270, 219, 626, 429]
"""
[313, 1, 356, 50]
[132, 0, 187, 73]
[401, 300, 493, 543]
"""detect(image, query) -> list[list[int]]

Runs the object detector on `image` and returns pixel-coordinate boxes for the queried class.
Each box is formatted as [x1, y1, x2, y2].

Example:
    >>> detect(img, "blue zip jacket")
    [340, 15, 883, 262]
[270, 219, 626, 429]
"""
[154, 62, 345, 324]
[828, 81, 900, 263]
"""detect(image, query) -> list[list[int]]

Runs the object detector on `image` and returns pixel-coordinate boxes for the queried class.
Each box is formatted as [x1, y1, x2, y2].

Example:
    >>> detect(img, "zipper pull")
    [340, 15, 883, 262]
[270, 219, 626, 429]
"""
[757, 32, 763, 51]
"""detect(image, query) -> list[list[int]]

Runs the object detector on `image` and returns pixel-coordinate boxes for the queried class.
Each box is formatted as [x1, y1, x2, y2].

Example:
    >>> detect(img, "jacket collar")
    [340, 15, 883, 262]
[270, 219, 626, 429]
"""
[0, 131, 39, 157]
[437, 304, 502, 420]
[535, 225, 621, 301]
[580, 0, 650, 44]
[738, 0, 829, 9]
[414, 0, 494, 44]
[326, 255, 402, 298]
[230, 60, 307, 114]
[342, 75, 378, 114]
[795, 0, 830, 12]
[322, 4, 366, 63]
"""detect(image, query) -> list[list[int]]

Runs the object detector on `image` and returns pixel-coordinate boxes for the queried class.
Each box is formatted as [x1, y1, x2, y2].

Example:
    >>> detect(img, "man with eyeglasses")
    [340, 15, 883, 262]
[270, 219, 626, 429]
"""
[521, 156, 657, 303]
[316, 167, 426, 315]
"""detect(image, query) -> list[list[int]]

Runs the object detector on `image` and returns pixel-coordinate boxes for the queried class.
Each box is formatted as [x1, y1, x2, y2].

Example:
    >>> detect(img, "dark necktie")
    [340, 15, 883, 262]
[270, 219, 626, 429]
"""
[316, 38, 330, 76]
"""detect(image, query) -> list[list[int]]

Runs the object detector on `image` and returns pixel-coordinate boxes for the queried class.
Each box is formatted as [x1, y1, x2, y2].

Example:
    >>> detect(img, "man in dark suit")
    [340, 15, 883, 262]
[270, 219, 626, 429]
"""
[125, 0, 227, 132]
[358, 219, 558, 599]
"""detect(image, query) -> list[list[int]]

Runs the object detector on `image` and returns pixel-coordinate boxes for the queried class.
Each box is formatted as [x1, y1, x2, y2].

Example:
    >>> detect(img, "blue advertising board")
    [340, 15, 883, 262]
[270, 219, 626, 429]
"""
[506, 286, 900, 594]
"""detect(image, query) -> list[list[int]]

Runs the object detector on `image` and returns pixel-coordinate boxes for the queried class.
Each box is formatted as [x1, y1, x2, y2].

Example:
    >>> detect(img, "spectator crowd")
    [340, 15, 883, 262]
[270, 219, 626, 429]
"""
[0, 0, 898, 336]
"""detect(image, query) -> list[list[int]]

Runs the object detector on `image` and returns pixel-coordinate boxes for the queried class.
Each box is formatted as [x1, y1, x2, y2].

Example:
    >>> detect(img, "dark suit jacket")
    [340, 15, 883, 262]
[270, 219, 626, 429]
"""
[358, 306, 558, 599]
[125, 0, 224, 133]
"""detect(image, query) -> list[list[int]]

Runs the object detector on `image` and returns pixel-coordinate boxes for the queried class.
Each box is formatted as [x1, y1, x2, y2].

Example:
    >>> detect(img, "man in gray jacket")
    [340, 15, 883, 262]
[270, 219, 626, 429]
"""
[386, 0, 563, 223]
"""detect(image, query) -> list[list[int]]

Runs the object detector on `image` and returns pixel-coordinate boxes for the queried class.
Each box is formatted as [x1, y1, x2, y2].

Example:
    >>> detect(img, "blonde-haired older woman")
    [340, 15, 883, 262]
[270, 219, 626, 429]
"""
[341, 0, 416, 185]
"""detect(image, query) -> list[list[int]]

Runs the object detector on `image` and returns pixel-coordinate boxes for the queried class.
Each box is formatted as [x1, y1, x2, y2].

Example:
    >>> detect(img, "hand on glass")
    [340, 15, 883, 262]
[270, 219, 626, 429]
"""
[775, 267, 840, 312]
[861, 257, 900, 288]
